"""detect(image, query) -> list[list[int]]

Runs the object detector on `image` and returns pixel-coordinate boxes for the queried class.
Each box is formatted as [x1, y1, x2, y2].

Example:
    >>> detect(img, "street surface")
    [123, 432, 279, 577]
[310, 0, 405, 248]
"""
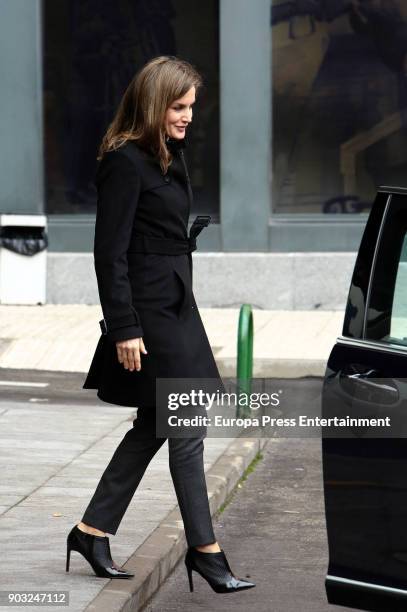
[143, 434, 357, 612]
[0, 371, 358, 612]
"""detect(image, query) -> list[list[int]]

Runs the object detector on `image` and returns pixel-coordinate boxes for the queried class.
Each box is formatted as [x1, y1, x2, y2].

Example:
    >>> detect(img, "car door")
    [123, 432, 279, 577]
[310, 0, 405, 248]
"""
[322, 186, 407, 612]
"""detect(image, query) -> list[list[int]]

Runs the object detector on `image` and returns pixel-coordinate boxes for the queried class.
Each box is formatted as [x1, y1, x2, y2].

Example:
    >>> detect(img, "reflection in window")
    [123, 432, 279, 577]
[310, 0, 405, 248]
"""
[43, 0, 219, 216]
[271, 0, 407, 214]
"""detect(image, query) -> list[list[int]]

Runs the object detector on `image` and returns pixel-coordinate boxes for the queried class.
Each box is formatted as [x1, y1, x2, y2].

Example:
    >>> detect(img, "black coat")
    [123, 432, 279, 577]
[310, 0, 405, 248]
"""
[83, 137, 224, 408]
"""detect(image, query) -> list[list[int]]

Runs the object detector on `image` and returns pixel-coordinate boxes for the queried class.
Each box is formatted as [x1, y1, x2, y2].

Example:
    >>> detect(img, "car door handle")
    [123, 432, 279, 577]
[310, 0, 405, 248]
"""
[347, 373, 399, 396]
[339, 368, 399, 404]
[348, 368, 379, 378]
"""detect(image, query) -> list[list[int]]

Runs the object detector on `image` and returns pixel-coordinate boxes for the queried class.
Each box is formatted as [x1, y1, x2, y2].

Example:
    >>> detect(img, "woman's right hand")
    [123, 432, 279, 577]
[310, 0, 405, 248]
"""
[116, 337, 148, 371]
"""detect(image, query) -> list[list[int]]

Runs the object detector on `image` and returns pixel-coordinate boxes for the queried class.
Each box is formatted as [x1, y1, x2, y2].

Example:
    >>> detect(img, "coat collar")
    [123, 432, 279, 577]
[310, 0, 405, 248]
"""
[165, 135, 188, 152]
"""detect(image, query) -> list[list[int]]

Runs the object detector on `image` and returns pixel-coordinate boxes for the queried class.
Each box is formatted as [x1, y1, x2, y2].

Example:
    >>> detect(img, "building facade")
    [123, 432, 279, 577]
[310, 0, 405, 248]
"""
[2, 0, 407, 309]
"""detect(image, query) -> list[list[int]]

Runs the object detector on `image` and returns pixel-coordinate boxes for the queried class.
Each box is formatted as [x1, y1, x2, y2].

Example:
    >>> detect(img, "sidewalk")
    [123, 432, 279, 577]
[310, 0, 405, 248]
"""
[0, 305, 343, 612]
[0, 305, 344, 377]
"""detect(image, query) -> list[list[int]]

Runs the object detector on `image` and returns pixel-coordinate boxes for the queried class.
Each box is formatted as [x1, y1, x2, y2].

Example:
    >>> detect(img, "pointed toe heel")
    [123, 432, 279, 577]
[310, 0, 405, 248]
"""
[66, 524, 134, 579]
[184, 547, 255, 594]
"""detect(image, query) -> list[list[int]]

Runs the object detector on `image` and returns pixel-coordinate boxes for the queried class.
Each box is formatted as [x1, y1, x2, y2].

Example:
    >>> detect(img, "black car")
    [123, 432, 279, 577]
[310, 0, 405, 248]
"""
[322, 186, 407, 612]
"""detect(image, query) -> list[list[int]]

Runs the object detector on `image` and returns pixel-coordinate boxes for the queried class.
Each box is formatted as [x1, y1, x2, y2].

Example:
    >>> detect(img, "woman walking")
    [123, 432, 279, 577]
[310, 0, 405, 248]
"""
[66, 56, 255, 594]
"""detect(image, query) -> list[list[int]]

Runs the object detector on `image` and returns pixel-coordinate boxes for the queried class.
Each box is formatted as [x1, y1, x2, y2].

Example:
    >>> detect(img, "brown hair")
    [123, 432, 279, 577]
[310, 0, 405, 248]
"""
[97, 55, 203, 174]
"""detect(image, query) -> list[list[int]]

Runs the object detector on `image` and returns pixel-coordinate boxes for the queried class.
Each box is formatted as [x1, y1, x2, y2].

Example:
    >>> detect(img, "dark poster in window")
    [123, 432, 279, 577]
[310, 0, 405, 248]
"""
[271, 0, 407, 214]
[43, 0, 219, 216]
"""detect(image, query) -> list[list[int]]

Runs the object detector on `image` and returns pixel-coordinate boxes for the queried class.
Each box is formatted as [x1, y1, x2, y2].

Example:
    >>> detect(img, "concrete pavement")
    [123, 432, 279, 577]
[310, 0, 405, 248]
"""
[0, 395, 265, 612]
[0, 305, 344, 377]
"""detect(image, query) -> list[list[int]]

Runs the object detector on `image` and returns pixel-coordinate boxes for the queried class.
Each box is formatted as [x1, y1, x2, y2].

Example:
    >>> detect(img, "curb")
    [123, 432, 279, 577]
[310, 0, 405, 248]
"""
[84, 434, 269, 612]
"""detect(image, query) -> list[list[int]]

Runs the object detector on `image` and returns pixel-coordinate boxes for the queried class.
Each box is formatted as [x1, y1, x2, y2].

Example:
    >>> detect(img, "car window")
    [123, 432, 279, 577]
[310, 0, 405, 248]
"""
[365, 194, 407, 346]
[390, 234, 407, 343]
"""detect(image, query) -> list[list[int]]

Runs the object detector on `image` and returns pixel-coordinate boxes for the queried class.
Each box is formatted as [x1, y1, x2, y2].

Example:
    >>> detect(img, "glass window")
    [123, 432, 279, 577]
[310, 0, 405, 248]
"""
[389, 234, 407, 343]
[365, 193, 407, 346]
[43, 0, 219, 217]
[271, 0, 407, 214]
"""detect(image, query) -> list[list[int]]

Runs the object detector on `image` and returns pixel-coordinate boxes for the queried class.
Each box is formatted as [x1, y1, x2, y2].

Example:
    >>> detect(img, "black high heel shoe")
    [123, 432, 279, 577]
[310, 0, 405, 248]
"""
[185, 547, 256, 593]
[66, 524, 134, 579]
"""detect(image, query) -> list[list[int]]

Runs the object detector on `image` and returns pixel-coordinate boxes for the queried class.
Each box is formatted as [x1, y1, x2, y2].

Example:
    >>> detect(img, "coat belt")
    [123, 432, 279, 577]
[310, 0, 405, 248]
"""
[127, 215, 211, 255]
[123, 215, 211, 324]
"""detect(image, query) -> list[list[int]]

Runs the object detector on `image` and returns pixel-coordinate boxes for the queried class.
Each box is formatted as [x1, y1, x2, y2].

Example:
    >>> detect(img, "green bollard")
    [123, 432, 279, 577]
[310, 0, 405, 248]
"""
[236, 304, 253, 418]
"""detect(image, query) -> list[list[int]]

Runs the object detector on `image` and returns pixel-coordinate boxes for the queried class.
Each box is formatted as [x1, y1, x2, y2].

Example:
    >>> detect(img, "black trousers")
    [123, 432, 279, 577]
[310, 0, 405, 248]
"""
[81, 406, 216, 548]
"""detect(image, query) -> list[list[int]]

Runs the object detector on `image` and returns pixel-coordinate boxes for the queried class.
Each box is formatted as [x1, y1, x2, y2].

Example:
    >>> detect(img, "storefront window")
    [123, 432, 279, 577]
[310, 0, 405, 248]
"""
[43, 0, 219, 217]
[271, 0, 407, 214]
